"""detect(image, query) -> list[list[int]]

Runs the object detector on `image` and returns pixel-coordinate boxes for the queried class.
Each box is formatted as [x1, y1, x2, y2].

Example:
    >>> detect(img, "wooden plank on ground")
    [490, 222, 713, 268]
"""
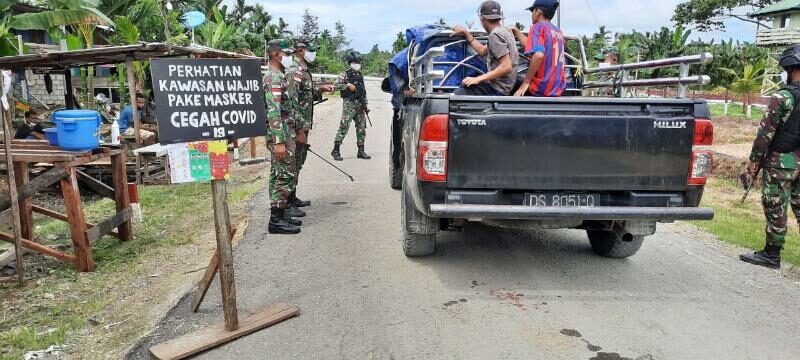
[0, 231, 76, 264]
[76, 170, 114, 198]
[85, 206, 132, 244]
[149, 304, 300, 360]
[0, 248, 28, 268]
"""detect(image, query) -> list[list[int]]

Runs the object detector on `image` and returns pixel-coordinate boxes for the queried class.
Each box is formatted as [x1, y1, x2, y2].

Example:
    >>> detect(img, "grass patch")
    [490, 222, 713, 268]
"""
[0, 178, 264, 359]
[710, 103, 765, 121]
[690, 177, 800, 267]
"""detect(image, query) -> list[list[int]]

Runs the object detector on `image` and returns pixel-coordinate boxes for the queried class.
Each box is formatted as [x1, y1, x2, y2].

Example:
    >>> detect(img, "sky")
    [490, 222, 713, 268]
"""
[243, 0, 763, 52]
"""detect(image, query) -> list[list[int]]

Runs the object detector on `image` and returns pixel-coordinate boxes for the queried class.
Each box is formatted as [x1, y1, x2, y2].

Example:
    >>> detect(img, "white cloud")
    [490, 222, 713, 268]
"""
[244, 0, 758, 51]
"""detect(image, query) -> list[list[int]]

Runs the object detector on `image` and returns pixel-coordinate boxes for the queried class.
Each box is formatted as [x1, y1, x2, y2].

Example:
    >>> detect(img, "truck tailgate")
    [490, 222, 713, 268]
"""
[447, 97, 699, 191]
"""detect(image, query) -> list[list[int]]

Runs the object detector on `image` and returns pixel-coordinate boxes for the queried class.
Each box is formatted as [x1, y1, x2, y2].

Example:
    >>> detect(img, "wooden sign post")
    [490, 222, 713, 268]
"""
[147, 59, 298, 359]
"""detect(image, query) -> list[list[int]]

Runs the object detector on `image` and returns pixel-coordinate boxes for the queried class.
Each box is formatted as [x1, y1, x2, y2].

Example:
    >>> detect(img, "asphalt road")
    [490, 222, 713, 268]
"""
[129, 82, 800, 360]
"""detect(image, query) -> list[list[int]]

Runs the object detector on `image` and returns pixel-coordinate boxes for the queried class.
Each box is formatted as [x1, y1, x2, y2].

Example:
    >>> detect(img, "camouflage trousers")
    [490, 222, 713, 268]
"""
[761, 166, 800, 248]
[268, 138, 297, 209]
[334, 100, 367, 146]
[294, 130, 310, 186]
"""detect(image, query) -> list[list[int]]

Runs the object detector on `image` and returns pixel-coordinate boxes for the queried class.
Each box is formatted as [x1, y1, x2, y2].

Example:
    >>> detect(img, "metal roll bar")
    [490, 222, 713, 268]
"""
[585, 52, 714, 98]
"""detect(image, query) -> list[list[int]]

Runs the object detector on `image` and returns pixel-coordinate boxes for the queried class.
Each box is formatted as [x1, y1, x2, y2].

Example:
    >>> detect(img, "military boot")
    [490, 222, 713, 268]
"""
[287, 205, 307, 218]
[269, 208, 301, 234]
[290, 192, 311, 208]
[284, 211, 303, 226]
[740, 245, 782, 269]
[332, 143, 343, 161]
[357, 145, 371, 160]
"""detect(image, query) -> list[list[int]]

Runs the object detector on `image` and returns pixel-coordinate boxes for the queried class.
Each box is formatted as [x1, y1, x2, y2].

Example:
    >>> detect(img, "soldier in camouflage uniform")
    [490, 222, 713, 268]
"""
[287, 36, 334, 208]
[331, 51, 371, 161]
[264, 38, 302, 235]
[741, 45, 800, 269]
[594, 46, 619, 97]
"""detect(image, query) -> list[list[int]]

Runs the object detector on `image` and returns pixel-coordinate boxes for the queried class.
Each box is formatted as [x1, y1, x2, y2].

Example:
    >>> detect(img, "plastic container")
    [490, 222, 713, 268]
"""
[51, 110, 102, 151]
[43, 128, 59, 146]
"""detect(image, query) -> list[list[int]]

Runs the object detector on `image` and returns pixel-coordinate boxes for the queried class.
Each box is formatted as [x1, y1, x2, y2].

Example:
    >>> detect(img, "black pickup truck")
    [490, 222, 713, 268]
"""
[390, 31, 715, 258]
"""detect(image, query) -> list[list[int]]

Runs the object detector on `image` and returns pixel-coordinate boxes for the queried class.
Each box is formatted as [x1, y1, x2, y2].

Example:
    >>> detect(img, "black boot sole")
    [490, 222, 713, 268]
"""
[739, 254, 781, 269]
[269, 225, 301, 235]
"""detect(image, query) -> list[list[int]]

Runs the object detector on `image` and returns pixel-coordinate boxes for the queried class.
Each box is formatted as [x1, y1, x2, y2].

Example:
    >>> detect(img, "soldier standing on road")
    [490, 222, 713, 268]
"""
[331, 51, 371, 161]
[741, 45, 800, 269]
[264, 38, 303, 235]
[287, 36, 335, 208]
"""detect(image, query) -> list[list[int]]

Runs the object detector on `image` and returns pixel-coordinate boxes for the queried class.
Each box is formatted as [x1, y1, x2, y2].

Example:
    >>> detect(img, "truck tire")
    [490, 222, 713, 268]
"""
[402, 182, 437, 257]
[587, 230, 644, 258]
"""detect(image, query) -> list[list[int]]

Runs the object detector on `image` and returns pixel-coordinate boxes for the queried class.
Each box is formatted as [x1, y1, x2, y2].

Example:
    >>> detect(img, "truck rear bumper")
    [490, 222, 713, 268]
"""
[429, 204, 714, 221]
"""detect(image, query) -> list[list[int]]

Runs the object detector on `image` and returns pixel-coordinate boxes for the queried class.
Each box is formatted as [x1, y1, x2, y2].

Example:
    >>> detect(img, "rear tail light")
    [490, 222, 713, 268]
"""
[418, 114, 448, 182]
[689, 118, 714, 185]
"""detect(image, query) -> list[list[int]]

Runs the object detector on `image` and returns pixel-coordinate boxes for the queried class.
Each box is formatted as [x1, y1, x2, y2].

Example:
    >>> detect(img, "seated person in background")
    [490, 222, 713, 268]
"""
[14, 110, 46, 140]
[451, 0, 519, 96]
[510, 0, 566, 97]
[119, 92, 155, 142]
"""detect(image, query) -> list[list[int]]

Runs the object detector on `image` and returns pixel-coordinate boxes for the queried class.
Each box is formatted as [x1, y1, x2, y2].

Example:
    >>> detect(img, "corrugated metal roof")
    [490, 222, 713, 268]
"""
[0, 43, 257, 69]
[751, 0, 800, 17]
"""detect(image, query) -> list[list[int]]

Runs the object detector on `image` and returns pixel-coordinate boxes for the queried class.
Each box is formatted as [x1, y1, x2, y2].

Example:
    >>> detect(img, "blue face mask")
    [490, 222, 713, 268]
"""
[782, 71, 789, 84]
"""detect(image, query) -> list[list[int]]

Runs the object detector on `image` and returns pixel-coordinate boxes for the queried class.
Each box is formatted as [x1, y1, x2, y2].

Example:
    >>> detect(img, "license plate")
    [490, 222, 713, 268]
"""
[526, 193, 598, 207]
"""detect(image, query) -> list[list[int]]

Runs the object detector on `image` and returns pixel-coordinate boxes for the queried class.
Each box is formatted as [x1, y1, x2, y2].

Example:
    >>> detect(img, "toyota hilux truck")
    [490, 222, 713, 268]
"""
[388, 29, 715, 258]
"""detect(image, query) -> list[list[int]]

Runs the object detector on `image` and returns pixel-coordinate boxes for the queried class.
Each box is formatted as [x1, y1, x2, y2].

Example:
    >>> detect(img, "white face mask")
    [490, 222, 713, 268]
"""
[351, 63, 362, 72]
[280, 55, 293, 69]
[304, 51, 317, 63]
[782, 71, 789, 84]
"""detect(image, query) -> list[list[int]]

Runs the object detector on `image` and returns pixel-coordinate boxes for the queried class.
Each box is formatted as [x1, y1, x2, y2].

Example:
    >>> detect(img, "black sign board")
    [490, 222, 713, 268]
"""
[150, 58, 267, 144]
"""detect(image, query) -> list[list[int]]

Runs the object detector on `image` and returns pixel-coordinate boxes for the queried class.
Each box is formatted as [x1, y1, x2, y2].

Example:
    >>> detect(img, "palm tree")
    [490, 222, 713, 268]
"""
[720, 61, 767, 112]
[228, 0, 254, 24]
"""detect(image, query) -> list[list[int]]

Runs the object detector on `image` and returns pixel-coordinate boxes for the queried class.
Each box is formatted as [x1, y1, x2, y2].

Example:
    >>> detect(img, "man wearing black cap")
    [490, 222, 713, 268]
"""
[511, 0, 566, 97]
[451, 0, 519, 96]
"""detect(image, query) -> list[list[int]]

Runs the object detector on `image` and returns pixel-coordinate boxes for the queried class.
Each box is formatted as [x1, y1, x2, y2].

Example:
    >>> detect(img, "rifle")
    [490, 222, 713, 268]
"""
[740, 152, 769, 204]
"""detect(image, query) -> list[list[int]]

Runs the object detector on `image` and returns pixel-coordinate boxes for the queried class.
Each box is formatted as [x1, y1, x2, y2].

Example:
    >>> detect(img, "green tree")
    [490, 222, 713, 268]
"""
[228, 0, 255, 23]
[300, 8, 319, 36]
[672, 0, 777, 31]
[392, 31, 406, 53]
[720, 61, 767, 111]
[197, 6, 246, 51]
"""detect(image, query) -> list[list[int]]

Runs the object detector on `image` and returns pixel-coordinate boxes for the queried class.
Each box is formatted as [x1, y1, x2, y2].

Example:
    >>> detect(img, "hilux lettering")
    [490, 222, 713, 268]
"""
[654, 120, 687, 129]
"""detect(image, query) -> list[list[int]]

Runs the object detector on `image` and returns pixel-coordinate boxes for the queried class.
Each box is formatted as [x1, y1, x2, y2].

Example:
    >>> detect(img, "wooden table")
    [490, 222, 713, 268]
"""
[0, 140, 133, 272]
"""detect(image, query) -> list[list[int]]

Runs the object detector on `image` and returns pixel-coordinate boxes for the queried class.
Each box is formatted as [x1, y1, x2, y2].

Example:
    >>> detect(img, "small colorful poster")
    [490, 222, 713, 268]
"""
[167, 140, 230, 183]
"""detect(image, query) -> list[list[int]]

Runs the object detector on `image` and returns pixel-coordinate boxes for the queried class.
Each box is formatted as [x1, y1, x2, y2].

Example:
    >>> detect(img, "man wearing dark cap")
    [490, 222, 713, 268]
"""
[511, 0, 566, 97]
[451, 0, 519, 96]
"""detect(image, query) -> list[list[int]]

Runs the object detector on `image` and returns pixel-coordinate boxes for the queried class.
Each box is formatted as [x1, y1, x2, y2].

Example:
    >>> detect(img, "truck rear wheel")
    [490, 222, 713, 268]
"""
[587, 230, 644, 258]
[402, 183, 436, 257]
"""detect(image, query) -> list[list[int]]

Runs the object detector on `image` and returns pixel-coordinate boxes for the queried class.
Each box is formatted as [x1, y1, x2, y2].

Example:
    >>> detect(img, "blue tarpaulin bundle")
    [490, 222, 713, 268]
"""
[388, 25, 489, 96]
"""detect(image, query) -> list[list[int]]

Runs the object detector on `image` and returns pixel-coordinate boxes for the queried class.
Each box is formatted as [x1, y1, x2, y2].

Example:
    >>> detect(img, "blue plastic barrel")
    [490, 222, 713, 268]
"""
[52, 110, 101, 151]
[43, 128, 59, 146]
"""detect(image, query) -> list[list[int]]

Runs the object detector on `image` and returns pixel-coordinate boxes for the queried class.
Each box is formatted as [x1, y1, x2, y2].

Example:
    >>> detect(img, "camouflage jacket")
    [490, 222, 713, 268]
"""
[334, 70, 368, 107]
[286, 63, 317, 129]
[263, 68, 299, 144]
[750, 87, 800, 169]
